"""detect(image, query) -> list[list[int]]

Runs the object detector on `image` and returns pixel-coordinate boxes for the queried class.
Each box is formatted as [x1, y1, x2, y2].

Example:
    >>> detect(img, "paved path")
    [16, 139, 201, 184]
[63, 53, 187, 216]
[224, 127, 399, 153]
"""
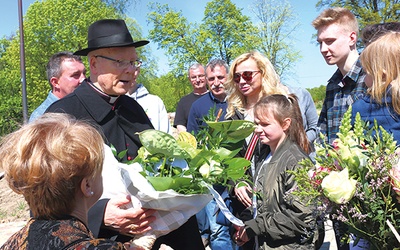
[320, 219, 337, 250]
[0, 221, 26, 245]
[1, 220, 338, 249]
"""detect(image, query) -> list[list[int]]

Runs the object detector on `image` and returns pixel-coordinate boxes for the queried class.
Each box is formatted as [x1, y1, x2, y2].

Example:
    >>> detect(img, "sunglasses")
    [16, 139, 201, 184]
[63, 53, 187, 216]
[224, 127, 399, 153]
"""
[233, 71, 260, 84]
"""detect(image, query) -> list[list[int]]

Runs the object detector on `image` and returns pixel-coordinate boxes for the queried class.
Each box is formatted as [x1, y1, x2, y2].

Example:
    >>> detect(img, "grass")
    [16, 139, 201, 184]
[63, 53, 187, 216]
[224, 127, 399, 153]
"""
[0, 209, 7, 220]
[16, 201, 26, 211]
[10, 201, 28, 218]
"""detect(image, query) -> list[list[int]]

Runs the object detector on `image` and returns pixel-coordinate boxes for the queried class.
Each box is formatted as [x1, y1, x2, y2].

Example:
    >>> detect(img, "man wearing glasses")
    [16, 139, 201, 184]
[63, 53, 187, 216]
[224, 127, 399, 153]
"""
[173, 62, 209, 133]
[47, 19, 149, 160]
[46, 19, 204, 250]
[187, 59, 228, 134]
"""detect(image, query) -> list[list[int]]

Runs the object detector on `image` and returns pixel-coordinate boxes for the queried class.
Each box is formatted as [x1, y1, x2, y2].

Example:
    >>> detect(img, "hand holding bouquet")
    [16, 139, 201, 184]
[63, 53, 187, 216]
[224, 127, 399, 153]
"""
[112, 118, 255, 249]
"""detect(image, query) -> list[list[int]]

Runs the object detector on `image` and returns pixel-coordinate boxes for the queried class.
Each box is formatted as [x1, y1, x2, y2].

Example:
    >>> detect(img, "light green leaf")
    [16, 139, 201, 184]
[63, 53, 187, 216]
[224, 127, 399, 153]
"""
[138, 129, 190, 158]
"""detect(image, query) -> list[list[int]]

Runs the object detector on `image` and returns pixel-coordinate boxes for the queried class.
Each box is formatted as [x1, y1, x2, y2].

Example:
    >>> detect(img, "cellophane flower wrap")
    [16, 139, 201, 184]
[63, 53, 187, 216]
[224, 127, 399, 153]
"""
[291, 107, 400, 249]
[112, 117, 254, 249]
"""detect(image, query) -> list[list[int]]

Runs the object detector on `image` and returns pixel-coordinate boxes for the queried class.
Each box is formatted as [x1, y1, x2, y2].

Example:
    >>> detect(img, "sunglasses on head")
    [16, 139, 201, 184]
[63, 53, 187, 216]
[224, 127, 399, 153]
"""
[233, 71, 260, 84]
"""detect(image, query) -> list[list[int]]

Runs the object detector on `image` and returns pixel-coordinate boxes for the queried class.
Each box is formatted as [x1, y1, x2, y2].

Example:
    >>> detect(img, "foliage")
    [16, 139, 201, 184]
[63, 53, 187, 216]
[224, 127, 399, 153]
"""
[0, 93, 23, 136]
[316, 0, 400, 33]
[0, 0, 152, 136]
[124, 18, 158, 84]
[144, 71, 191, 112]
[147, 0, 259, 70]
[146, 0, 265, 105]
[291, 107, 400, 249]
[146, 0, 301, 86]
[251, 0, 302, 80]
[201, 0, 259, 64]
[307, 85, 326, 103]
[0, 36, 13, 57]
[130, 120, 255, 194]
[305, 85, 326, 112]
[102, 0, 132, 14]
[147, 3, 211, 74]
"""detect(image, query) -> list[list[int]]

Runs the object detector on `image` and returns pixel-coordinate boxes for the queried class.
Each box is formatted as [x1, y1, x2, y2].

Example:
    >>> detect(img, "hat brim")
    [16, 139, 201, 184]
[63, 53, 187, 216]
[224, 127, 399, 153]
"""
[74, 40, 149, 56]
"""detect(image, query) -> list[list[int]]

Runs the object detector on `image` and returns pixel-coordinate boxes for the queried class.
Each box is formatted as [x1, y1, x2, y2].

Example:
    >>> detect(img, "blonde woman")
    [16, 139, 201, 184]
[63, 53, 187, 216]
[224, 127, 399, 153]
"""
[225, 51, 286, 122]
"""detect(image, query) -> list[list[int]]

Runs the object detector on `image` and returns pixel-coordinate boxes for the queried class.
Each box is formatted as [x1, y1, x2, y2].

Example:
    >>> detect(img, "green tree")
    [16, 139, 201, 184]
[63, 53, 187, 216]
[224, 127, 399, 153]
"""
[147, 0, 258, 71]
[307, 85, 326, 110]
[146, 0, 264, 110]
[146, 72, 190, 112]
[307, 85, 326, 102]
[316, 0, 400, 29]
[0, 36, 12, 57]
[146, 0, 301, 103]
[147, 3, 212, 74]
[0, 0, 151, 135]
[202, 0, 259, 64]
[251, 0, 301, 80]
[102, 0, 132, 14]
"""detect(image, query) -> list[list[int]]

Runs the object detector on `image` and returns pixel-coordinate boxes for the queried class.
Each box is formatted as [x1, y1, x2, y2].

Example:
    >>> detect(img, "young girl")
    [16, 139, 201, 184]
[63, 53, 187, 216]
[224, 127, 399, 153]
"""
[224, 51, 287, 214]
[233, 94, 318, 249]
[351, 32, 400, 143]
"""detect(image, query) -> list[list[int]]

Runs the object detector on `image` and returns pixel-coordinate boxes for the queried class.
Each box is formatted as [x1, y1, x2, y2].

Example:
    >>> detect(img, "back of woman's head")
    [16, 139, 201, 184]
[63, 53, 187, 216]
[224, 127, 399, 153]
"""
[361, 22, 400, 46]
[225, 51, 286, 118]
[0, 113, 104, 219]
[360, 32, 400, 113]
[254, 94, 310, 154]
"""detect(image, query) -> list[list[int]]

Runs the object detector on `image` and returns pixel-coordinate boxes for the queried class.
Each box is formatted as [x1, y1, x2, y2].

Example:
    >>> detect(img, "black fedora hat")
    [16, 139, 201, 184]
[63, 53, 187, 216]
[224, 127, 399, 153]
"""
[74, 19, 149, 56]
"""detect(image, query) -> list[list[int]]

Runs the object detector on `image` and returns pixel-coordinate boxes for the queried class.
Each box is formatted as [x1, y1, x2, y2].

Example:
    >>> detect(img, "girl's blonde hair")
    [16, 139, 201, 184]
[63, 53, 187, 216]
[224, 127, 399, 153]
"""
[360, 32, 400, 114]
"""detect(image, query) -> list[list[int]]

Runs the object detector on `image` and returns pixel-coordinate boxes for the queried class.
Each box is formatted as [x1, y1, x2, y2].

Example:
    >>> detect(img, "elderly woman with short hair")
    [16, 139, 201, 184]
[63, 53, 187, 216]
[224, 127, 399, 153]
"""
[0, 113, 124, 249]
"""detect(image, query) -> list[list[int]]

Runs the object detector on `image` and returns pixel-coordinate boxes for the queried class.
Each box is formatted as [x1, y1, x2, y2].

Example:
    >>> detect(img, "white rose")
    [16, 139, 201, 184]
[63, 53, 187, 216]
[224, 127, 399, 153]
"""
[321, 168, 357, 204]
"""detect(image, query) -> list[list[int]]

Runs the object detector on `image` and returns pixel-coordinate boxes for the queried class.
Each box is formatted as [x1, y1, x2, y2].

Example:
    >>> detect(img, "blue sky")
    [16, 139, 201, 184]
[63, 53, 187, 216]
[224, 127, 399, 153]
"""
[1, 0, 335, 89]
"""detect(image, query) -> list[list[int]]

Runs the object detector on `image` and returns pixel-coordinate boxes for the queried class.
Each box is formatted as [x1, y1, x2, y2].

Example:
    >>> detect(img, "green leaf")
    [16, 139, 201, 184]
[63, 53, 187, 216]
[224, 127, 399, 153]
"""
[206, 120, 255, 143]
[211, 147, 236, 160]
[146, 176, 193, 191]
[223, 158, 250, 180]
[138, 129, 190, 158]
[177, 140, 199, 158]
[189, 150, 215, 169]
[117, 149, 128, 160]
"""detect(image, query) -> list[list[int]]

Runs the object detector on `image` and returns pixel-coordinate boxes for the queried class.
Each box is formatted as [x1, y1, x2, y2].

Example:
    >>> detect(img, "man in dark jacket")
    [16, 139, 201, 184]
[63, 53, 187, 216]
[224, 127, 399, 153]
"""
[46, 19, 204, 250]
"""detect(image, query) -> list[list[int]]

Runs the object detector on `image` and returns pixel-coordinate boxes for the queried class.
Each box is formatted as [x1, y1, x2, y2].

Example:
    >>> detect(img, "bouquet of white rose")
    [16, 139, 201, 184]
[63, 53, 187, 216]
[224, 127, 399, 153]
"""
[291, 107, 400, 249]
[131, 120, 254, 194]
[107, 119, 255, 249]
